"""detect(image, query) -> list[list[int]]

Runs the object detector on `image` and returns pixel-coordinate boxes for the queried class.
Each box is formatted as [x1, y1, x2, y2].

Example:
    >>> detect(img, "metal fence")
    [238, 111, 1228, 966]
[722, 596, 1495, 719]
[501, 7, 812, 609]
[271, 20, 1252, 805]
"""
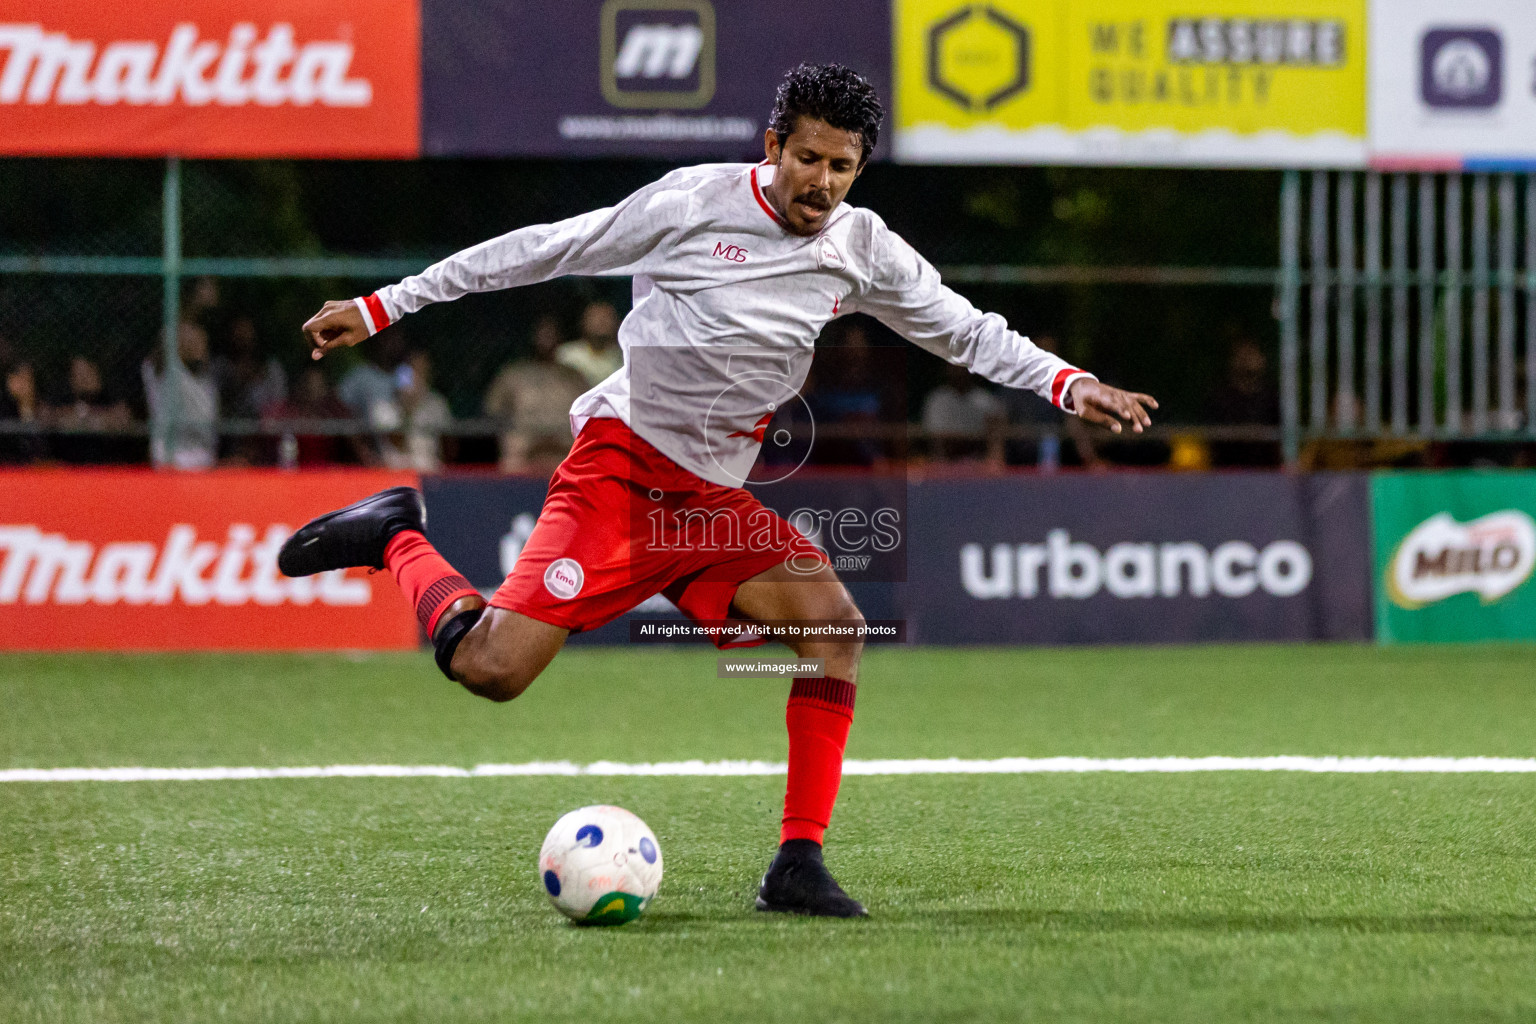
[1277, 169, 1536, 463]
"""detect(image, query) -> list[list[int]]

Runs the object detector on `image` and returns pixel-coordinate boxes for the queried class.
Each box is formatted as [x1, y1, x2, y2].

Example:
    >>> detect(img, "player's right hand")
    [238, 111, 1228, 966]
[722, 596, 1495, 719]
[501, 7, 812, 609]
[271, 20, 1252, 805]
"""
[302, 300, 370, 360]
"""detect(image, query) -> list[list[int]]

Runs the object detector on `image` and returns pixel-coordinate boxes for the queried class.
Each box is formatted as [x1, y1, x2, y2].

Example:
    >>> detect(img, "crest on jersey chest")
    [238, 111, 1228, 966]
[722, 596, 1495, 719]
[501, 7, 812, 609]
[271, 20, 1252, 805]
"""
[815, 236, 846, 271]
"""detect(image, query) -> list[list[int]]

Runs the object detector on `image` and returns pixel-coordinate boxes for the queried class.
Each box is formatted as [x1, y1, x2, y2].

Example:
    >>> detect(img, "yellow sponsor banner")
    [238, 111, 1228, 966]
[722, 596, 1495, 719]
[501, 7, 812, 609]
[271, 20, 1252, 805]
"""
[895, 0, 1366, 165]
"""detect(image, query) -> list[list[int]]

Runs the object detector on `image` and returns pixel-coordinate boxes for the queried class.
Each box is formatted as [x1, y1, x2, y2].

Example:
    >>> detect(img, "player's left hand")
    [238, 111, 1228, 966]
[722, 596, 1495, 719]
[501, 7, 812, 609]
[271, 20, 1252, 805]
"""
[1069, 379, 1158, 434]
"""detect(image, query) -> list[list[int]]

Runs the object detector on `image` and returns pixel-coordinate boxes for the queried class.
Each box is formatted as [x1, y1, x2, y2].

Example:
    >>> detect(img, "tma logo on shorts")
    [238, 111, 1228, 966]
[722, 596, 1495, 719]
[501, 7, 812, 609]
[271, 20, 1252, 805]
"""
[544, 558, 585, 600]
[1387, 510, 1536, 609]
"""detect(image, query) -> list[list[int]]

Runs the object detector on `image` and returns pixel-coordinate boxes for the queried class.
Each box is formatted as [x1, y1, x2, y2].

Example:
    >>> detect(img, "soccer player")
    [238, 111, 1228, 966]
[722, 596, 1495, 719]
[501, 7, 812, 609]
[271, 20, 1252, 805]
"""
[281, 64, 1157, 917]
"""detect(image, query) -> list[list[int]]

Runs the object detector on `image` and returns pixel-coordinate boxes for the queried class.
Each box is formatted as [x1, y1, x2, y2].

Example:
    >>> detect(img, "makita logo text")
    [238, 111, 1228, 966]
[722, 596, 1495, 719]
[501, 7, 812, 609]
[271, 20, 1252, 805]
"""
[0, 23, 372, 107]
[713, 242, 748, 263]
[0, 524, 369, 606]
[1387, 510, 1536, 608]
[960, 531, 1312, 600]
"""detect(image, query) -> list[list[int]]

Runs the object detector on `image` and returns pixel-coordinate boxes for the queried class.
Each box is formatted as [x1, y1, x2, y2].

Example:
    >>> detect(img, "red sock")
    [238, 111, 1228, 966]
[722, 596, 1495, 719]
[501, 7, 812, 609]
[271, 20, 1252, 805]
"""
[781, 676, 856, 845]
[384, 530, 480, 638]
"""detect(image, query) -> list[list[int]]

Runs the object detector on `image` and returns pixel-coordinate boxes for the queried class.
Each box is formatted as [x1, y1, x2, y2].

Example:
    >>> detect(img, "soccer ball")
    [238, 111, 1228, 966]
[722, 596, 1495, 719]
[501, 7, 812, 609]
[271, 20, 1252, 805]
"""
[538, 805, 663, 925]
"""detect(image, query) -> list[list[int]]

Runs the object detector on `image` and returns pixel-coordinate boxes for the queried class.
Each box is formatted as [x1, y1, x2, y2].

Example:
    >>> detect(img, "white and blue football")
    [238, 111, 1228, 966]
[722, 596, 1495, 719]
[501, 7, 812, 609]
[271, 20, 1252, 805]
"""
[538, 805, 662, 925]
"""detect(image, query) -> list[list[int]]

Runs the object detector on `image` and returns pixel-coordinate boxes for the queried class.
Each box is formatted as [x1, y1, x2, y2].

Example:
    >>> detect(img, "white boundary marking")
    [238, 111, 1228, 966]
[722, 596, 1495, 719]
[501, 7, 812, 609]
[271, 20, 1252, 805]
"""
[3, 756, 1536, 783]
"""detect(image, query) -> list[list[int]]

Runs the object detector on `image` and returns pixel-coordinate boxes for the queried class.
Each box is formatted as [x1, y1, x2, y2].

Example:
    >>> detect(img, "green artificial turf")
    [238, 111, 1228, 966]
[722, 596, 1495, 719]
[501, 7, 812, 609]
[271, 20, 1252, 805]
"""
[2, 646, 1535, 1022]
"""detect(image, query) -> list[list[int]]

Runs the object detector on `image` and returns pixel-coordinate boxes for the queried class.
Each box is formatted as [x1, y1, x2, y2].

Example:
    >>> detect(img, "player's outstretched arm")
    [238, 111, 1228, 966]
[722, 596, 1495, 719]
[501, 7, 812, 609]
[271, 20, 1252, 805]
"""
[1068, 378, 1158, 434]
[322, 171, 696, 346]
[854, 214, 1158, 431]
[303, 299, 370, 361]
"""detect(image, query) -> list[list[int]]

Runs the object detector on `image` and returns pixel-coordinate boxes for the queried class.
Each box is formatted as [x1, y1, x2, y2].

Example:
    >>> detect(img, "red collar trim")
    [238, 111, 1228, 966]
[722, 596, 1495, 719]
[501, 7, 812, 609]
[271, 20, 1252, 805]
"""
[750, 163, 791, 230]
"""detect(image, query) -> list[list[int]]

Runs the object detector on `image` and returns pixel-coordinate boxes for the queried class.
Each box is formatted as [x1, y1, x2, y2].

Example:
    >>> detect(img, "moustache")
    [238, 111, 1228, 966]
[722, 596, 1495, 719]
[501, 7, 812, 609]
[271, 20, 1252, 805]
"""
[794, 190, 831, 211]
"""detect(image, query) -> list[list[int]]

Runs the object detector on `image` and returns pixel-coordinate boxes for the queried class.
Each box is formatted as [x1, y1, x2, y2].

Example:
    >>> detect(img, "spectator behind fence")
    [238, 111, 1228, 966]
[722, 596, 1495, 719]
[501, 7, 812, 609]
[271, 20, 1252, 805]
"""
[1208, 336, 1281, 467]
[215, 316, 287, 418]
[555, 301, 623, 386]
[372, 349, 452, 472]
[807, 321, 888, 466]
[337, 330, 405, 417]
[0, 359, 47, 464]
[51, 355, 133, 464]
[262, 365, 368, 468]
[999, 335, 1106, 471]
[922, 361, 1006, 464]
[338, 330, 405, 459]
[183, 276, 224, 333]
[142, 321, 219, 470]
[483, 315, 590, 473]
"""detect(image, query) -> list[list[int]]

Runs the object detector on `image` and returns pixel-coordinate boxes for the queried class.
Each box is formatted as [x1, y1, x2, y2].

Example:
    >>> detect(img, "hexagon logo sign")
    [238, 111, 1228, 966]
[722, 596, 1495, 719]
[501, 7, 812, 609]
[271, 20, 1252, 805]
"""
[926, 4, 1030, 112]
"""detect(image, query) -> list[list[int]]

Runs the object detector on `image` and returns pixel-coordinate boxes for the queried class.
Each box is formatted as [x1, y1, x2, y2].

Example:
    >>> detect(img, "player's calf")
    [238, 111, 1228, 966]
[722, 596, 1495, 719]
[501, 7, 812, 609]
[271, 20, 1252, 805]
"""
[280, 488, 564, 700]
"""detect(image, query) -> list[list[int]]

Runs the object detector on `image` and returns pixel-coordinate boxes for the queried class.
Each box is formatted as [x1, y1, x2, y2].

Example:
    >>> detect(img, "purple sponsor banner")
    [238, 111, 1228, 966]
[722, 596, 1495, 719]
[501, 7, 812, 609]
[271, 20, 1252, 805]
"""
[422, 0, 892, 158]
[899, 472, 1373, 644]
[422, 471, 1370, 646]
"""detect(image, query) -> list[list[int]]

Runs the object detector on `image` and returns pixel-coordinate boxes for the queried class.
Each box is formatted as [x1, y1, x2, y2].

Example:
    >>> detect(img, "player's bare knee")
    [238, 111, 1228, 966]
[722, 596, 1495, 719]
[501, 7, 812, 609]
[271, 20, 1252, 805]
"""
[828, 638, 864, 680]
[829, 601, 865, 675]
[800, 611, 863, 680]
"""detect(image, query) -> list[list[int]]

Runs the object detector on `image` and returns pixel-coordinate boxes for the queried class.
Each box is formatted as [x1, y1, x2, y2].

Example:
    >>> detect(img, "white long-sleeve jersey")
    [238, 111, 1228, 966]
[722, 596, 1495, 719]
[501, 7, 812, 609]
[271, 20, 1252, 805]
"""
[355, 161, 1095, 487]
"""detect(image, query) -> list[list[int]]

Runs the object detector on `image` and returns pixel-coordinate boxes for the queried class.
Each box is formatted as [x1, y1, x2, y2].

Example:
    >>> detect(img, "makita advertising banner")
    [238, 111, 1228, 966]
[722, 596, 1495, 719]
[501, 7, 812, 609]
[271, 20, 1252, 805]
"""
[901, 473, 1372, 644]
[0, 0, 419, 157]
[1371, 471, 1536, 643]
[0, 470, 419, 650]
[419, 0, 891, 158]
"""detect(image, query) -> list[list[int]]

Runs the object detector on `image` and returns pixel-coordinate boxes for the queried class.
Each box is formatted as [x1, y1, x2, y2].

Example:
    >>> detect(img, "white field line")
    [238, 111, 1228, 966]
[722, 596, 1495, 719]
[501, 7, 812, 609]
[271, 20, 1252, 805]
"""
[2, 756, 1535, 784]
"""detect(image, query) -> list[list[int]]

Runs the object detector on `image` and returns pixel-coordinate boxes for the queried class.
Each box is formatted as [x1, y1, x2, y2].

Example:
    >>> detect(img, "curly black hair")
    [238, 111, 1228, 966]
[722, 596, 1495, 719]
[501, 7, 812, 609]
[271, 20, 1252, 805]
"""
[768, 63, 885, 165]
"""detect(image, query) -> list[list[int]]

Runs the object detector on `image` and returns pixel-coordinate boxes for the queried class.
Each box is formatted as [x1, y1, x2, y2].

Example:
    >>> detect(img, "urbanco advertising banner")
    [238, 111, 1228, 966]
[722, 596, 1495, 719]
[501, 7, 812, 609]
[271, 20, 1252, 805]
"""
[0, 470, 420, 650]
[0, 0, 419, 157]
[901, 473, 1372, 644]
[420, 0, 892, 158]
[894, 0, 1367, 166]
[1372, 471, 1536, 643]
[1368, 0, 1536, 170]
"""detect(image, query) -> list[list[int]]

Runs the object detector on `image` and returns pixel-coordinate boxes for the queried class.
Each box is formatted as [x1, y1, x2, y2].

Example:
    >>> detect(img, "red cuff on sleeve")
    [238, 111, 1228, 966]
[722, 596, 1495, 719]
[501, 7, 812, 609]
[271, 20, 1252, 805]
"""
[1050, 368, 1077, 408]
[1051, 369, 1096, 412]
[362, 293, 390, 333]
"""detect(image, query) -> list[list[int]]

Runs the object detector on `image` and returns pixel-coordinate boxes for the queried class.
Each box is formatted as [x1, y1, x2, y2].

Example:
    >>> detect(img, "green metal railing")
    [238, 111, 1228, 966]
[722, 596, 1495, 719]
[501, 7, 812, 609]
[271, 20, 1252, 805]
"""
[1276, 168, 1536, 465]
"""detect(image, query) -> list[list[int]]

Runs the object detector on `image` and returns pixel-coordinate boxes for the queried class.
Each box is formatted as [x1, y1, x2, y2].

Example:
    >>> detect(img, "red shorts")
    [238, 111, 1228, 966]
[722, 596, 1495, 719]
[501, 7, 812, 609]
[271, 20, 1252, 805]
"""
[490, 417, 824, 645]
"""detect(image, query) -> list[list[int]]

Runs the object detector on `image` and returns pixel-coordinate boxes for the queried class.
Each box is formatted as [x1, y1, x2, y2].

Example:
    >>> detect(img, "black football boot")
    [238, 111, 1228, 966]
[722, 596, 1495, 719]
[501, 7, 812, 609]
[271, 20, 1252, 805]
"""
[277, 486, 426, 578]
[755, 839, 868, 918]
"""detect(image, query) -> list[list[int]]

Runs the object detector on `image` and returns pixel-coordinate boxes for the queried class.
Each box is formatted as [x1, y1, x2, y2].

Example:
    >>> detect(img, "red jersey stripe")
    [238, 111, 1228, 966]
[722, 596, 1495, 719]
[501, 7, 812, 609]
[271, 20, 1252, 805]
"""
[750, 165, 790, 230]
[363, 293, 390, 332]
[1050, 368, 1076, 408]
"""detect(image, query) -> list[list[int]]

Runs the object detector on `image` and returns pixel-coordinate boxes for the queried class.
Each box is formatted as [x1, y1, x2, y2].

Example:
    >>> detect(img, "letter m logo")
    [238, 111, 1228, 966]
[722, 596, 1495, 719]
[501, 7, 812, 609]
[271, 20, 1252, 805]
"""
[600, 0, 716, 109]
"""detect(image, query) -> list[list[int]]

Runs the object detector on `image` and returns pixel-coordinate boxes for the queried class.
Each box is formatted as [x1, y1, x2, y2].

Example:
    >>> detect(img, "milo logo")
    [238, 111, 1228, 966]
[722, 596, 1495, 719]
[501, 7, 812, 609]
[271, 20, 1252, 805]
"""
[1387, 510, 1536, 609]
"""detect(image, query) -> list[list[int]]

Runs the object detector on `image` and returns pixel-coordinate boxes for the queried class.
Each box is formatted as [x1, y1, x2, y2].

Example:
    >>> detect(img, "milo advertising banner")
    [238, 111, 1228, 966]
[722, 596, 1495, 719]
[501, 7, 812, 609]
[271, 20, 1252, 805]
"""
[1372, 472, 1536, 643]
